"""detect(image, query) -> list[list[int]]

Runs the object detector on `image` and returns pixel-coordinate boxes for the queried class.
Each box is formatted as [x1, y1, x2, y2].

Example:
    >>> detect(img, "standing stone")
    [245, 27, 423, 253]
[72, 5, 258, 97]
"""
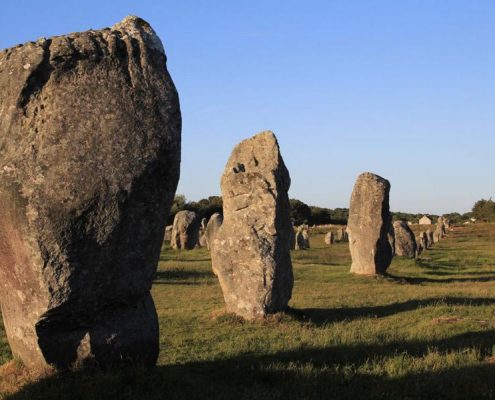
[164, 225, 173, 242]
[419, 231, 428, 250]
[171, 211, 200, 250]
[0, 16, 181, 370]
[324, 231, 335, 245]
[295, 231, 306, 250]
[198, 217, 208, 247]
[416, 239, 424, 257]
[205, 213, 223, 250]
[426, 229, 434, 247]
[337, 227, 347, 242]
[302, 229, 311, 249]
[393, 220, 417, 258]
[210, 131, 293, 320]
[348, 172, 394, 275]
[433, 229, 440, 243]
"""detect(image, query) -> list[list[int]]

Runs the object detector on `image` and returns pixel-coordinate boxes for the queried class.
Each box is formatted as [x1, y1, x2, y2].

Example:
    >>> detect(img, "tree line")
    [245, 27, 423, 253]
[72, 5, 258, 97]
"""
[167, 195, 491, 225]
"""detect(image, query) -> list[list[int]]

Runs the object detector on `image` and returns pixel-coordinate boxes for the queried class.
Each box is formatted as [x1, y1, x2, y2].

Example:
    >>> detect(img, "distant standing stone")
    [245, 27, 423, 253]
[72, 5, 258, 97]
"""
[348, 172, 394, 275]
[324, 231, 335, 245]
[210, 131, 293, 320]
[205, 213, 223, 250]
[393, 220, 417, 258]
[295, 231, 307, 250]
[302, 229, 311, 248]
[164, 225, 173, 242]
[426, 229, 434, 247]
[171, 211, 201, 250]
[419, 231, 428, 250]
[198, 217, 208, 247]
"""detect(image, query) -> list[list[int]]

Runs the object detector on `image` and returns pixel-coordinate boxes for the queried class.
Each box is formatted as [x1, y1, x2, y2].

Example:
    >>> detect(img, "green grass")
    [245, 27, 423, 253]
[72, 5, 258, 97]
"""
[2, 224, 495, 399]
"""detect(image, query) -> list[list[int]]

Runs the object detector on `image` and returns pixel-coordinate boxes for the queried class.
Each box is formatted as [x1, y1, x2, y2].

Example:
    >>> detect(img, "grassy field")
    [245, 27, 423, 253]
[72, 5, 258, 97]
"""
[1, 223, 495, 399]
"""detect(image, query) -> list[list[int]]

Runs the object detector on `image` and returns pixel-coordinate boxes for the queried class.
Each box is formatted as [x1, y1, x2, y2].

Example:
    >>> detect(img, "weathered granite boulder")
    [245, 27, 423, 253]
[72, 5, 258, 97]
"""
[324, 231, 335, 245]
[210, 131, 293, 320]
[393, 220, 417, 258]
[205, 213, 223, 250]
[171, 211, 200, 250]
[0, 16, 181, 370]
[348, 172, 394, 275]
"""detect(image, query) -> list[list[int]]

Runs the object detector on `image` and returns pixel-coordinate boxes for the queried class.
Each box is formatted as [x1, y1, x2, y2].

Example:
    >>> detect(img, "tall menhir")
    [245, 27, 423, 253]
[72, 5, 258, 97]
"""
[0, 16, 181, 370]
[347, 172, 394, 275]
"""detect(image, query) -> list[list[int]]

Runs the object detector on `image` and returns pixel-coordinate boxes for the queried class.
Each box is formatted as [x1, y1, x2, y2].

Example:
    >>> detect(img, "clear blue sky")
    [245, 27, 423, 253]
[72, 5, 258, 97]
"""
[2, 1, 494, 214]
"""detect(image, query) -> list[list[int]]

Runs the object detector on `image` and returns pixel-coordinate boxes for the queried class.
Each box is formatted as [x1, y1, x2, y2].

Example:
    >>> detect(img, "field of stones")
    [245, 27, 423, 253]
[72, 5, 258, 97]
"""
[1, 13, 494, 400]
[1, 222, 495, 399]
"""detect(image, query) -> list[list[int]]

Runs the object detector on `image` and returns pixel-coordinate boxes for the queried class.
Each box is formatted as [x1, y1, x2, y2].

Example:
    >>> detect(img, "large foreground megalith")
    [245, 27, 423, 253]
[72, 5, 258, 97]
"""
[210, 131, 293, 320]
[348, 172, 394, 275]
[0, 16, 181, 369]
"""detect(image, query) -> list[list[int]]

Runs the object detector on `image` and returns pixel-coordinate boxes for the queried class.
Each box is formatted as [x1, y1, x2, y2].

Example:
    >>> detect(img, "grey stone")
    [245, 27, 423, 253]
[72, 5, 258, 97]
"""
[0, 16, 181, 370]
[348, 172, 394, 275]
[171, 210, 200, 250]
[210, 131, 293, 319]
[426, 229, 434, 247]
[164, 225, 173, 242]
[419, 231, 428, 250]
[324, 231, 335, 245]
[198, 217, 208, 247]
[393, 220, 417, 258]
[205, 213, 223, 250]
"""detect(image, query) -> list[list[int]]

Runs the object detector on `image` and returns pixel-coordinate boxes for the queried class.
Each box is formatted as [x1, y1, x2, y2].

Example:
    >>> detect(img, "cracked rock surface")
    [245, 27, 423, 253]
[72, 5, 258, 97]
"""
[0, 16, 181, 369]
[210, 131, 293, 320]
[348, 172, 394, 275]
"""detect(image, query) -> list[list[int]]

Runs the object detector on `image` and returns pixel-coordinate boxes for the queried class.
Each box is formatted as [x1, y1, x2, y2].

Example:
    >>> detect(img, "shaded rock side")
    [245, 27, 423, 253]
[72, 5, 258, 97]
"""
[0, 16, 181, 370]
[393, 220, 417, 258]
[210, 131, 293, 320]
[324, 231, 334, 245]
[347, 172, 394, 275]
[170, 211, 200, 250]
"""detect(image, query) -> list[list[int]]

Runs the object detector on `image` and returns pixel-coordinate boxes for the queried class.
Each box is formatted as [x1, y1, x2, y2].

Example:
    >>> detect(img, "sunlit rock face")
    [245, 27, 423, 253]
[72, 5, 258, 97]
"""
[348, 172, 394, 275]
[210, 131, 293, 320]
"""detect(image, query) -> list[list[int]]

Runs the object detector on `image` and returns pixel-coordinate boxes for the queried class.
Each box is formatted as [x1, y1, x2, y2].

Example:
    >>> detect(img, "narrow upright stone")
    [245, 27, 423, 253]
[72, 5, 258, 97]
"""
[347, 172, 394, 275]
[419, 231, 428, 250]
[210, 131, 293, 320]
[205, 213, 223, 250]
[393, 220, 417, 258]
[0, 16, 181, 370]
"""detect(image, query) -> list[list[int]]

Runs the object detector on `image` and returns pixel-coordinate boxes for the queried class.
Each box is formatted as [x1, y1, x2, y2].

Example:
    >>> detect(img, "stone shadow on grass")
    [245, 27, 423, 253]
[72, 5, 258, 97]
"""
[153, 269, 215, 285]
[7, 329, 495, 400]
[385, 273, 495, 284]
[290, 297, 495, 325]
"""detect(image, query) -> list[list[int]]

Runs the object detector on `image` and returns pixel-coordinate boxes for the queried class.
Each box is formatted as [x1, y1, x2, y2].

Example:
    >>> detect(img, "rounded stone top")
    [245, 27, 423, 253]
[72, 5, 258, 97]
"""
[112, 15, 165, 55]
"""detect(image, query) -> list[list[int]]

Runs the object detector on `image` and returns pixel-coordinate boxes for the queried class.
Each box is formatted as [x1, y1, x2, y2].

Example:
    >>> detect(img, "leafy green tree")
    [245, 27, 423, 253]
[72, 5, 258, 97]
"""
[472, 198, 495, 222]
